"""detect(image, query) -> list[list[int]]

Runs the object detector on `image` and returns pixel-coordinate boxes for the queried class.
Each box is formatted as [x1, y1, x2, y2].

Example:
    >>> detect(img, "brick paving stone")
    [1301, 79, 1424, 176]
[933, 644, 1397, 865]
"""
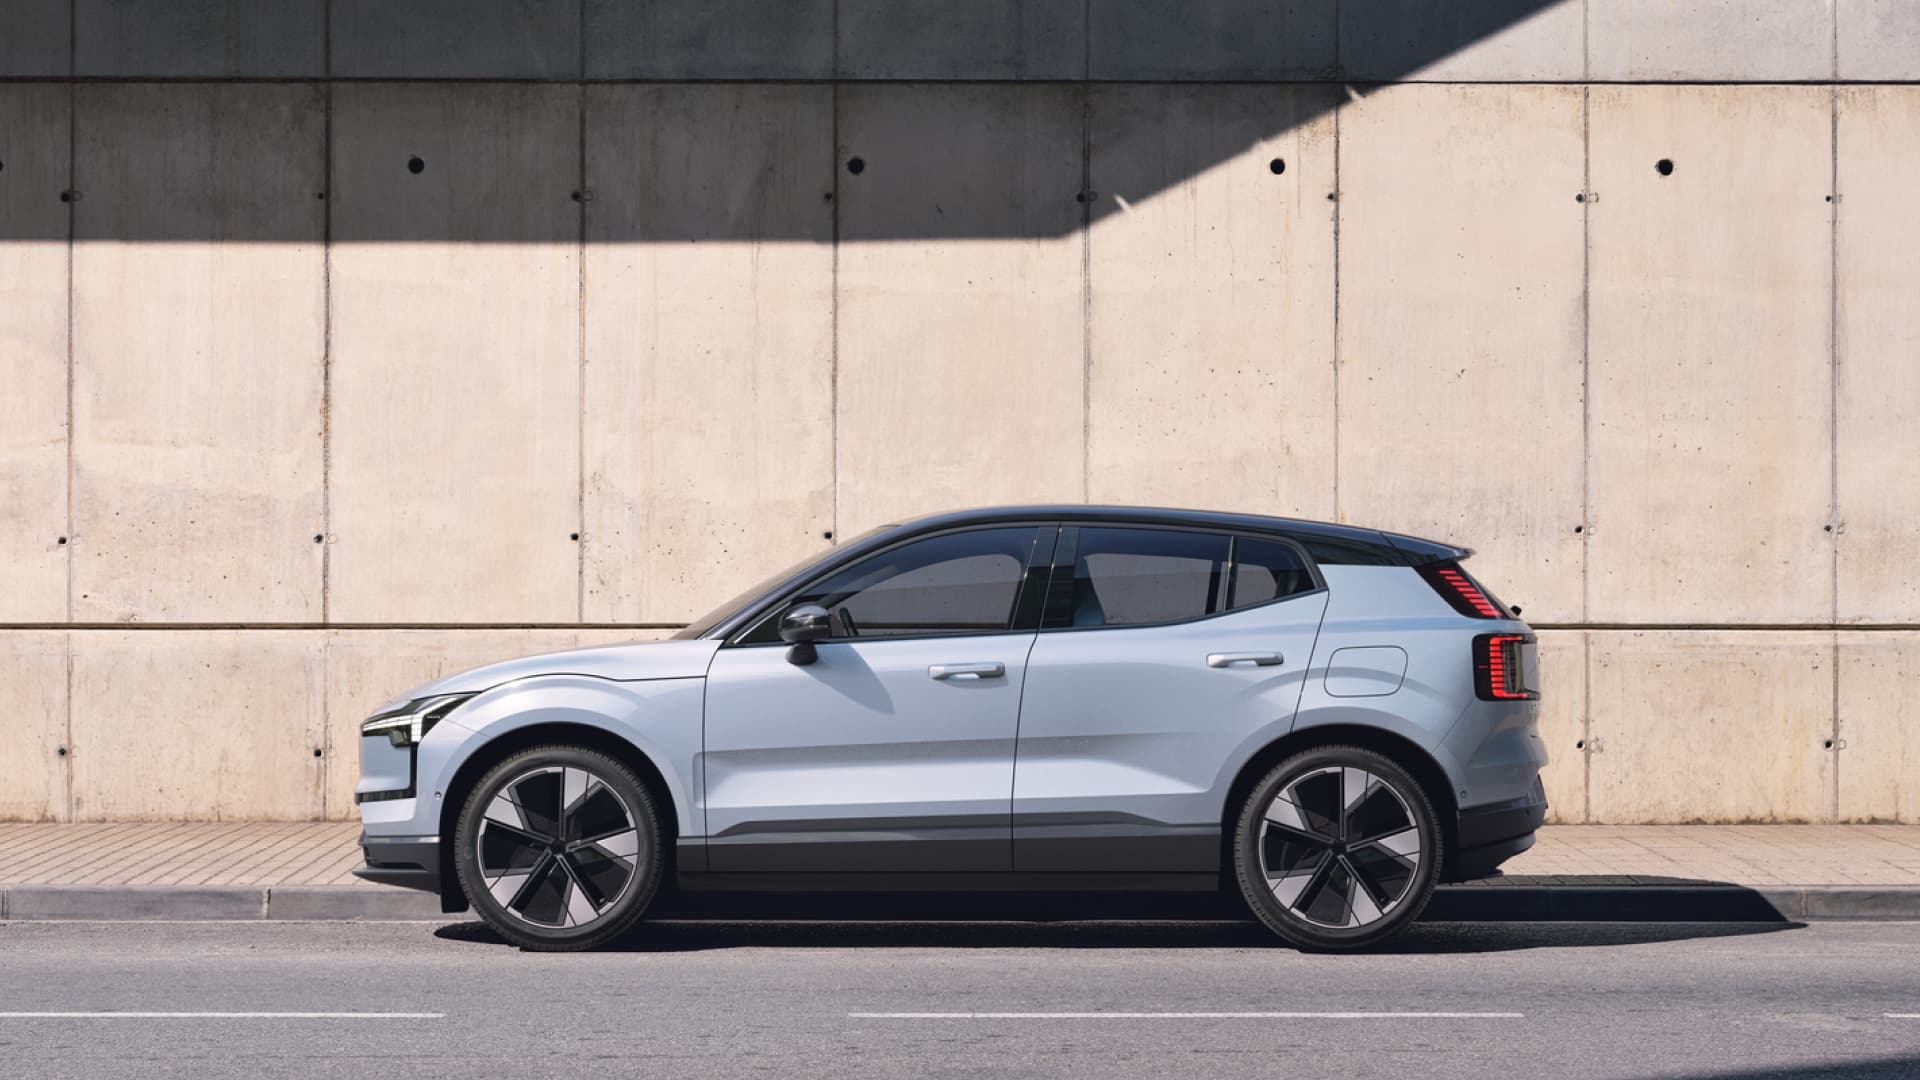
[3, 823, 1919, 889]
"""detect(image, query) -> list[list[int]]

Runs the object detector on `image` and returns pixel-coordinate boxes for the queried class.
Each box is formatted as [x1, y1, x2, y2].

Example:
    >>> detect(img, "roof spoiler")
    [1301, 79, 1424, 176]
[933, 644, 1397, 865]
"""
[1381, 530, 1474, 566]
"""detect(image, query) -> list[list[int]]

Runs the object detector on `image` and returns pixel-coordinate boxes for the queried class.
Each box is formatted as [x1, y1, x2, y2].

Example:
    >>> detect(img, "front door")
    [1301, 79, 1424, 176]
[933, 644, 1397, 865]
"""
[701, 525, 1053, 873]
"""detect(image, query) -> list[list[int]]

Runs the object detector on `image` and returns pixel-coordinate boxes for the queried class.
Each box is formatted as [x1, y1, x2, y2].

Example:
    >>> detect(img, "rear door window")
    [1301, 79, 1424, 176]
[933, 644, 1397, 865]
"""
[1227, 537, 1318, 610]
[1055, 528, 1230, 628]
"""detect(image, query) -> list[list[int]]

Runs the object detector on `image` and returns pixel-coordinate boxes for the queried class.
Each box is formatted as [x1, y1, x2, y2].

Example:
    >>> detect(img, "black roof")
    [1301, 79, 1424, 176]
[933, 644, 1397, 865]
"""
[885, 505, 1470, 567]
[691, 504, 1470, 641]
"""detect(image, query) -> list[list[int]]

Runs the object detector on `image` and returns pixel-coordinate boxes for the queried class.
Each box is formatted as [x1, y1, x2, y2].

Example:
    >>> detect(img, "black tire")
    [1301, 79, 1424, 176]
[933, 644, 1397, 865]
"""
[1232, 745, 1442, 952]
[454, 745, 663, 952]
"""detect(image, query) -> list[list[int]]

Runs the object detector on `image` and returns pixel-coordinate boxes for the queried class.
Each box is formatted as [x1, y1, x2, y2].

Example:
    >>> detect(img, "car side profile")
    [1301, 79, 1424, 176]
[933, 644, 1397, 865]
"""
[356, 505, 1547, 952]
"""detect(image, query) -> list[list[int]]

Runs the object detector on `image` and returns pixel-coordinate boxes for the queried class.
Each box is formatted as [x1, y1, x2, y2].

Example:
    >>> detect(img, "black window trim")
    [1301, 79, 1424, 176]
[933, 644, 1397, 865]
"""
[1037, 524, 1326, 634]
[723, 523, 1061, 648]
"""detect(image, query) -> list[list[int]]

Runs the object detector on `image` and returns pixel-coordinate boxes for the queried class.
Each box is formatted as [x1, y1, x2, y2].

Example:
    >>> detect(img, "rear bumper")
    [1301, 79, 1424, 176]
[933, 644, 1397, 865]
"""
[351, 833, 441, 895]
[1448, 778, 1548, 882]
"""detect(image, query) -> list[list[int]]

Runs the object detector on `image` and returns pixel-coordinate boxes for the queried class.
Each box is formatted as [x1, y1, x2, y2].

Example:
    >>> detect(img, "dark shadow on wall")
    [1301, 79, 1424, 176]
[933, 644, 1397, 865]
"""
[0, 0, 1568, 242]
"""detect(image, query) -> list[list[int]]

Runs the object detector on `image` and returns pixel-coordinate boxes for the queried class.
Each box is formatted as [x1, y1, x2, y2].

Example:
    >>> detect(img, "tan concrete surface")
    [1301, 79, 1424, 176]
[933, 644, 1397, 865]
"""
[1587, 0, 1836, 81]
[834, 85, 1086, 532]
[0, 86, 69, 622]
[1839, 0, 1920, 80]
[1587, 86, 1833, 624]
[1338, 83, 1586, 623]
[0, 633, 66, 822]
[1588, 631, 1834, 824]
[583, 85, 836, 626]
[328, 84, 582, 623]
[0, 0, 68, 76]
[68, 631, 326, 820]
[1836, 87, 1920, 625]
[6, 822, 1920, 888]
[1085, 85, 1336, 520]
[71, 84, 326, 622]
[320, 628, 656, 818]
[1534, 630, 1587, 824]
[1339, 0, 1585, 81]
[1838, 633, 1920, 824]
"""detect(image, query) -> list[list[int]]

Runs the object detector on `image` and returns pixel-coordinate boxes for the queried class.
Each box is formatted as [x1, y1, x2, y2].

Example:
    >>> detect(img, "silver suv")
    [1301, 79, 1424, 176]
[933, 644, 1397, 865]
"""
[356, 506, 1547, 951]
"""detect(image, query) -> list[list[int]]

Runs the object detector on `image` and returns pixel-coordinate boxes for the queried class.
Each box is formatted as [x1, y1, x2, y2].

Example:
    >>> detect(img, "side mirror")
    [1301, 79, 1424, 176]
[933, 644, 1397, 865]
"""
[779, 603, 831, 666]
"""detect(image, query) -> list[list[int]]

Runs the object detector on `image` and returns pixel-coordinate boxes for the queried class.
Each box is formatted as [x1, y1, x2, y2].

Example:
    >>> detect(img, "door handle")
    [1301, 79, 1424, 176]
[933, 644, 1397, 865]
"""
[1207, 652, 1283, 668]
[929, 662, 1005, 680]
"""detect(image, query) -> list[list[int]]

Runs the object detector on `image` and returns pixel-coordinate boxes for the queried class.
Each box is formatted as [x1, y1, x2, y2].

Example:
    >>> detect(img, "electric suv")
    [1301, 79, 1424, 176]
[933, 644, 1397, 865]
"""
[355, 506, 1546, 951]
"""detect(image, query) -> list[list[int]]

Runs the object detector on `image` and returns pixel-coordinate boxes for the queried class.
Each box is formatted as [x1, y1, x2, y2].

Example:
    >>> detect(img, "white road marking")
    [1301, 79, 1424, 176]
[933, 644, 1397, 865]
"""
[0, 1012, 442, 1019]
[1887, 1014, 1920, 1018]
[850, 1011, 1522, 1020]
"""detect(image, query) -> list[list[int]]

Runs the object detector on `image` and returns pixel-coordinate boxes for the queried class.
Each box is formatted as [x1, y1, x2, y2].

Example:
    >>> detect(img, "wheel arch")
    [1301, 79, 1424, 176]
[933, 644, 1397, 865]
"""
[1218, 724, 1463, 884]
[434, 722, 682, 914]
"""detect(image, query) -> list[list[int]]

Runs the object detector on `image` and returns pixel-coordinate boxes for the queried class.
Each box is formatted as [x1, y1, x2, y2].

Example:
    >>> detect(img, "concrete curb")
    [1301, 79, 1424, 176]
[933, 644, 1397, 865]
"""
[3, 884, 1920, 923]
[0, 885, 446, 922]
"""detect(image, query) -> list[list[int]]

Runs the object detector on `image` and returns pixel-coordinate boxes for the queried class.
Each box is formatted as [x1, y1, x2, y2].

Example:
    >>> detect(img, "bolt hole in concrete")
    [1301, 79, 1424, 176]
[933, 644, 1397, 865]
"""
[1575, 193, 1586, 203]
[313, 534, 324, 543]
[1574, 525, 1584, 534]
[59, 190, 71, 202]
[569, 532, 580, 541]
[1656, 158, 1674, 176]
[313, 748, 323, 758]
[1576, 740, 1586, 750]
[823, 531, 835, 541]
[56, 536, 67, 545]
[1269, 158, 1285, 175]
[846, 157, 864, 175]
[407, 156, 425, 175]
[1825, 740, 1835, 750]
[56, 747, 67, 757]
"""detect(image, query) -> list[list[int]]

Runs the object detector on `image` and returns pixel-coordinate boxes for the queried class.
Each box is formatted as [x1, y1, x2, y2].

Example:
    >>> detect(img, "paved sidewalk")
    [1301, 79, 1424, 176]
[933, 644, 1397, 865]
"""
[2, 823, 1918, 921]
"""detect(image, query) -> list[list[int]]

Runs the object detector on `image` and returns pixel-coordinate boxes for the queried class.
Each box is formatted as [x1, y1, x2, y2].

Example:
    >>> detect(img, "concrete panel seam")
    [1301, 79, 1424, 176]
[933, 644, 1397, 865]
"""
[1330, 85, 1342, 521]
[830, 79, 840, 539]
[1579, 81, 1591, 622]
[63, 79, 74, 626]
[1827, 81, 1841, 822]
[575, 81, 587, 623]
[320, 77, 333, 623]
[1078, 80, 1091, 501]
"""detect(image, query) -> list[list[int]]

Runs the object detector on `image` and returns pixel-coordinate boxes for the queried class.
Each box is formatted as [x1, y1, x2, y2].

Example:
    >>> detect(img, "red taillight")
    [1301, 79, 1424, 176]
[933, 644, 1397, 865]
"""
[1475, 633, 1537, 701]
[1418, 561, 1505, 618]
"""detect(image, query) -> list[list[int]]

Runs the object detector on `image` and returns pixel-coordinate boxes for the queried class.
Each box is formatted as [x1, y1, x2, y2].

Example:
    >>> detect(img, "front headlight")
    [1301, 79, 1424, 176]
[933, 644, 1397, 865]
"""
[360, 694, 474, 748]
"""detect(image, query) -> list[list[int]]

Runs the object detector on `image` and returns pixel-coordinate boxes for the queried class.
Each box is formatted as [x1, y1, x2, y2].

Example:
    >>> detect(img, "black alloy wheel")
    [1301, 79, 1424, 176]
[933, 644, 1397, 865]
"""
[1233, 745, 1442, 951]
[454, 745, 661, 951]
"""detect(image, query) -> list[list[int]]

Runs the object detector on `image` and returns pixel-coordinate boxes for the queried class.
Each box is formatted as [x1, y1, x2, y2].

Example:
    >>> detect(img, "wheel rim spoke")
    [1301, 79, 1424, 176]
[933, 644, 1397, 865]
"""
[1261, 765, 1422, 930]
[476, 763, 640, 932]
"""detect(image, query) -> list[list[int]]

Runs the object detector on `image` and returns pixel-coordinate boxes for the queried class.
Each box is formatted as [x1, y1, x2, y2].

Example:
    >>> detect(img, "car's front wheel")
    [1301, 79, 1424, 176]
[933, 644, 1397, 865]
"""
[1232, 746, 1442, 951]
[453, 745, 662, 951]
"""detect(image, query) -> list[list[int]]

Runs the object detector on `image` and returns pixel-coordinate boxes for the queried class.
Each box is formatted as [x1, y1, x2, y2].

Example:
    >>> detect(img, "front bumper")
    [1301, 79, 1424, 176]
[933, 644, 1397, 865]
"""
[352, 833, 441, 895]
[1448, 777, 1548, 882]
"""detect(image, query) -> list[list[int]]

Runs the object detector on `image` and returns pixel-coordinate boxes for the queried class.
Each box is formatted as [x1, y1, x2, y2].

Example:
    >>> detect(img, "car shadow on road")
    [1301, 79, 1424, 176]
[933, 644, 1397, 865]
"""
[433, 887, 1805, 953]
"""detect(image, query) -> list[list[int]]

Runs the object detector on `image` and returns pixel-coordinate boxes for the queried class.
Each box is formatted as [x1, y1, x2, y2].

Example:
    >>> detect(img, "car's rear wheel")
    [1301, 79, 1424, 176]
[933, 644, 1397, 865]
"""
[454, 745, 662, 951]
[1232, 746, 1442, 952]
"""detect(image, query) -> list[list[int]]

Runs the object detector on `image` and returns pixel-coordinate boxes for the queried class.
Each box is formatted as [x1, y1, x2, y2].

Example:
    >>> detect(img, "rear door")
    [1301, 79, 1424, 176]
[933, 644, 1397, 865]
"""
[1012, 527, 1328, 873]
[701, 525, 1054, 873]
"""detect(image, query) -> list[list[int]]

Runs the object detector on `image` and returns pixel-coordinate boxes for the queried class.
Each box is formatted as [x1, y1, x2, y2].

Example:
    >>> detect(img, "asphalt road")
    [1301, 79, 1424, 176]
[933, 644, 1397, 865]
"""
[1, 918, 1918, 1079]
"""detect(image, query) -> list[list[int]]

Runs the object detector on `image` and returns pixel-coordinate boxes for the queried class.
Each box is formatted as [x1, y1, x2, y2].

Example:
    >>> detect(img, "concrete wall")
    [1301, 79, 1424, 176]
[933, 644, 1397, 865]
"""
[3, 0, 1919, 823]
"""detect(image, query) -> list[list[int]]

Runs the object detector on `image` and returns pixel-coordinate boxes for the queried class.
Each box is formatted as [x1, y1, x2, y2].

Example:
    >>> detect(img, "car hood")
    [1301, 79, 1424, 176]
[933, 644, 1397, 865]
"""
[382, 638, 722, 706]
